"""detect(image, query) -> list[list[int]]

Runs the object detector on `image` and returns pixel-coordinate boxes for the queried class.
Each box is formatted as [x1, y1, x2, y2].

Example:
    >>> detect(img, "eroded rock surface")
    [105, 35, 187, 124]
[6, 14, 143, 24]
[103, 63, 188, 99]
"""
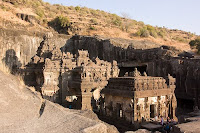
[0, 71, 118, 133]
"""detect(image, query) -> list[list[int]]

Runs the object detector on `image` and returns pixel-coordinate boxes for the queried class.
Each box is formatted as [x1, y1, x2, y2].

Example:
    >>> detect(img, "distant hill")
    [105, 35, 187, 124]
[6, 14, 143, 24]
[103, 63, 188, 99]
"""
[0, 0, 199, 51]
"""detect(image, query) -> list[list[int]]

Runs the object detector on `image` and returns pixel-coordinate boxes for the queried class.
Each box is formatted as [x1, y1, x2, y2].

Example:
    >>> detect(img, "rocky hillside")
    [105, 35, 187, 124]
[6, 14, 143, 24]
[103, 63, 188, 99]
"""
[0, 70, 118, 133]
[0, 0, 198, 51]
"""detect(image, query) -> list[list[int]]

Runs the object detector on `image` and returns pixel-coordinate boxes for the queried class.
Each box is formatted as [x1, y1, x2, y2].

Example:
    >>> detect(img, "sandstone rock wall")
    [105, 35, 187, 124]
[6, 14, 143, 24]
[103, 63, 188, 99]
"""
[64, 35, 200, 110]
[0, 70, 119, 133]
[152, 58, 200, 110]
[62, 35, 175, 64]
[0, 28, 71, 70]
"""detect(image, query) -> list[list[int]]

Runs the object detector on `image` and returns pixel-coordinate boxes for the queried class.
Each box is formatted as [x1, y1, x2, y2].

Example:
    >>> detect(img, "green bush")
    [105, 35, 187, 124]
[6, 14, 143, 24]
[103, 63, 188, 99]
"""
[146, 25, 158, 38]
[75, 6, 80, 11]
[111, 14, 122, 26]
[150, 30, 158, 38]
[189, 38, 200, 54]
[35, 8, 45, 18]
[146, 25, 154, 31]
[189, 38, 200, 47]
[56, 16, 70, 28]
[135, 27, 150, 37]
[49, 15, 71, 33]
[89, 26, 96, 30]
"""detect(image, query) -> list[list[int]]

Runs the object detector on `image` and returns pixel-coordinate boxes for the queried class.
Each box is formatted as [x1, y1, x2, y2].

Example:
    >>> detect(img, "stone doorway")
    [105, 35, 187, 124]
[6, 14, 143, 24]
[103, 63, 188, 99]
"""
[116, 103, 123, 118]
[150, 104, 156, 118]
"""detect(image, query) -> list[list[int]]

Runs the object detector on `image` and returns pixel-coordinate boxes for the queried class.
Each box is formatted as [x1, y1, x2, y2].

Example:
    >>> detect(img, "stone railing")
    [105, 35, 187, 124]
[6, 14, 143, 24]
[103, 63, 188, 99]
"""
[107, 76, 171, 91]
[134, 77, 168, 91]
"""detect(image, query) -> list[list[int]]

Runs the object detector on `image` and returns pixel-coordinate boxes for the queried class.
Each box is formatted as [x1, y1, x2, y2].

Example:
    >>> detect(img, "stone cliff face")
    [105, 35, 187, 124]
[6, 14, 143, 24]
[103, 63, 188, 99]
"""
[1, 28, 200, 112]
[0, 28, 71, 70]
[0, 28, 42, 69]
[62, 35, 200, 111]
[156, 58, 200, 111]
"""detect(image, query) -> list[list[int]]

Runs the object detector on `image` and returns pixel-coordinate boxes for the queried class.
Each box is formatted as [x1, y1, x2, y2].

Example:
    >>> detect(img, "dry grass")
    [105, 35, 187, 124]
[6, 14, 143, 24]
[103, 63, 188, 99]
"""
[0, 0, 199, 51]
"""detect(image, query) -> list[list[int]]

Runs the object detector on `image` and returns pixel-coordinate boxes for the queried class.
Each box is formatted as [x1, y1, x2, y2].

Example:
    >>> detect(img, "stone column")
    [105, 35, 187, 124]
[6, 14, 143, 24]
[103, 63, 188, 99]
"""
[172, 94, 178, 121]
[81, 92, 93, 110]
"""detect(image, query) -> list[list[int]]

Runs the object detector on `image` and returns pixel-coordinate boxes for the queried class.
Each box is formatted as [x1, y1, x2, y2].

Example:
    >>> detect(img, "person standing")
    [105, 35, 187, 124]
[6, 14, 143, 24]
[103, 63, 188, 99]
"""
[160, 116, 164, 126]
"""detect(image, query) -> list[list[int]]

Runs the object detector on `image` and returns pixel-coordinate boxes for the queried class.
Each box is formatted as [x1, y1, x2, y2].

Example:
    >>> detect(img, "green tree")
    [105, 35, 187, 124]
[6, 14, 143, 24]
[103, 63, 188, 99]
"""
[135, 27, 150, 37]
[189, 38, 200, 54]
[75, 6, 80, 11]
[49, 15, 71, 34]
[189, 38, 200, 47]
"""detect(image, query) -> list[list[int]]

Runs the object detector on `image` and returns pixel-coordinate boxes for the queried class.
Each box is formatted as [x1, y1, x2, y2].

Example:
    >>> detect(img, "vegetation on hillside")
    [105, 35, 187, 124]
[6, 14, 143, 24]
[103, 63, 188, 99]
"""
[0, 0, 198, 44]
[189, 38, 200, 54]
[48, 15, 71, 34]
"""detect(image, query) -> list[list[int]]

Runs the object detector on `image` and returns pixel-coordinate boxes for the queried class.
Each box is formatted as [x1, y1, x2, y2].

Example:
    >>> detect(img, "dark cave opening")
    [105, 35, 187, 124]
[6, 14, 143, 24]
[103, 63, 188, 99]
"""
[177, 98, 194, 113]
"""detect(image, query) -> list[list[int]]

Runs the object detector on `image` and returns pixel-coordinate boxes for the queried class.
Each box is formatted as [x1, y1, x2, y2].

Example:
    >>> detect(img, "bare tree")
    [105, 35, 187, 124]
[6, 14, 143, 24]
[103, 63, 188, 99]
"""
[121, 12, 133, 32]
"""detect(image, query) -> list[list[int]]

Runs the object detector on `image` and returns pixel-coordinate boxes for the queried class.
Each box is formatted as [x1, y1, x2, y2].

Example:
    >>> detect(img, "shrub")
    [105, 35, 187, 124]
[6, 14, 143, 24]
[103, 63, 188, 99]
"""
[49, 15, 71, 34]
[111, 14, 122, 26]
[146, 25, 154, 31]
[89, 26, 95, 30]
[158, 31, 165, 38]
[32, 1, 41, 8]
[173, 37, 188, 43]
[75, 6, 81, 11]
[122, 21, 133, 32]
[90, 9, 99, 17]
[55, 16, 70, 28]
[146, 25, 158, 38]
[189, 38, 200, 47]
[79, 7, 89, 16]
[90, 18, 98, 25]
[68, 6, 74, 10]
[35, 8, 45, 18]
[56, 4, 64, 11]
[135, 27, 150, 37]
[189, 38, 200, 54]
[150, 30, 158, 38]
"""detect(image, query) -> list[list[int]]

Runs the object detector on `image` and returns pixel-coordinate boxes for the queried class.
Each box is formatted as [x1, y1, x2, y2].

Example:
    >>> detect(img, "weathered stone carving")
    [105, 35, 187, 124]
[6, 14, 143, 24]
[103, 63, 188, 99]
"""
[101, 71, 177, 124]
[26, 36, 120, 109]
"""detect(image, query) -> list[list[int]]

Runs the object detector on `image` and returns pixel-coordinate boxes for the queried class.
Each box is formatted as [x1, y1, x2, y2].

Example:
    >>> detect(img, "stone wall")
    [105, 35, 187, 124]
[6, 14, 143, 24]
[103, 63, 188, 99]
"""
[102, 73, 177, 124]
[0, 28, 42, 67]
[152, 58, 200, 109]
[64, 35, 200, 110]
[0, 28, 71, 72]
[62, 35, 175, 64]
[2, 28, 199, 111]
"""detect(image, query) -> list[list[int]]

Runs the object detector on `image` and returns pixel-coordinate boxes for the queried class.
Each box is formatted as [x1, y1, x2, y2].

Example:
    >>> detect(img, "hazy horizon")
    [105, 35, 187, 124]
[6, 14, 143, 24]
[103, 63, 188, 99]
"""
[43, 0, 200, 35]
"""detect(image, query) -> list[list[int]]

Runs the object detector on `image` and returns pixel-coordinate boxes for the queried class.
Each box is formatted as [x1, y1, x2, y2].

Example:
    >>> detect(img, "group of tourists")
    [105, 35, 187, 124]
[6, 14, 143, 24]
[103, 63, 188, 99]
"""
[160, 116, 176, 133]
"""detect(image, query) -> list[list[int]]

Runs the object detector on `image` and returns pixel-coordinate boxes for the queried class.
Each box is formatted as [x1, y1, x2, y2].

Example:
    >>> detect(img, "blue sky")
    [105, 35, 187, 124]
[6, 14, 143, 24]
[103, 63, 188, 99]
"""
[43, 0, 200, 35]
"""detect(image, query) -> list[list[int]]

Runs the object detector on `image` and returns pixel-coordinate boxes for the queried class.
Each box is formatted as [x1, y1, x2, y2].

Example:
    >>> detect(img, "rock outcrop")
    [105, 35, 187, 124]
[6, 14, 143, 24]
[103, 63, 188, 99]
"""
[172, 111, 200, 133]
[0, 70, 118, 133]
